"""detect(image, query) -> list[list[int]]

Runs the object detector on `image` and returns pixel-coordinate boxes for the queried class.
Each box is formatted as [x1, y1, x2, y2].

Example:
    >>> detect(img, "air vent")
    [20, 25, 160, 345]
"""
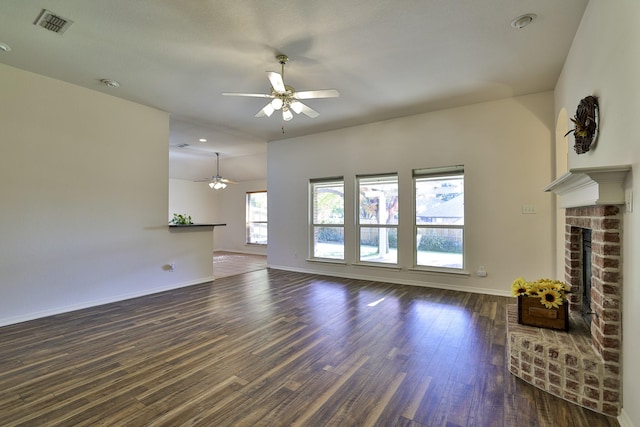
[34, 9, 73, 34]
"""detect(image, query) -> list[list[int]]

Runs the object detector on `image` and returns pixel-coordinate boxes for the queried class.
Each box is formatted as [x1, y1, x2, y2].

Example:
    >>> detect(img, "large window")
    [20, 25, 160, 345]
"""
[246, 191, 267, 244]
[310, 178, 344, 260]
[414, 166, 464, 269]
[357, 174, 398, 264]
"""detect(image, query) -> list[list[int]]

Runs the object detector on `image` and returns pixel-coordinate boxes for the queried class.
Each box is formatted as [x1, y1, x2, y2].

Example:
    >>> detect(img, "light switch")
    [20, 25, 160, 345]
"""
[522, 204, 536, 214]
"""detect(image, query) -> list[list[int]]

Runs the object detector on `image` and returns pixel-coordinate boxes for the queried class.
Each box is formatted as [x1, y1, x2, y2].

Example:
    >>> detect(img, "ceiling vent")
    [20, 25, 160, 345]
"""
[34, 9, 73, 34]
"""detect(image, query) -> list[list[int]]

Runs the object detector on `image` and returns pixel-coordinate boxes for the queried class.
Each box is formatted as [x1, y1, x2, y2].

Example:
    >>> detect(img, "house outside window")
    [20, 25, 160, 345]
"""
[357, 174, 398, 264]
[310, 178, 344, 260]
[414, 166, 464, 270]
[247, 191, 267, 245]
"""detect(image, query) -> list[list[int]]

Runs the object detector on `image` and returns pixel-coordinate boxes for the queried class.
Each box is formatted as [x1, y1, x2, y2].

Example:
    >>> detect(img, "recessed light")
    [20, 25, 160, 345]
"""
[100, 78, 120, 88]
[511, 13, 536, 30]
[199, 138, 207, 142]
[0, 42, 11, 52]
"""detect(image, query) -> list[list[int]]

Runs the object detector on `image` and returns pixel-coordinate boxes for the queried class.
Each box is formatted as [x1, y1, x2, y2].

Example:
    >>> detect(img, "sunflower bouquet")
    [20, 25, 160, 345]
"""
[511, 277, 570, 309]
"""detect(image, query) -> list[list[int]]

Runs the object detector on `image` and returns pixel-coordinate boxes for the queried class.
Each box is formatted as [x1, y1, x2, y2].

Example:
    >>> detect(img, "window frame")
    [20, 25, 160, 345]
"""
[356, 173, 399, 266]
[309, 177, 345, 261]
[246, 190, 268, 245]
[413, 166, 465, 272]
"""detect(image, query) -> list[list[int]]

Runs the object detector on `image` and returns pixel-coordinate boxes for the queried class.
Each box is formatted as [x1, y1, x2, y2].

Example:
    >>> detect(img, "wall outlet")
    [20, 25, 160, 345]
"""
[169, 263, 175, 272]
[476, 266, 487, 277]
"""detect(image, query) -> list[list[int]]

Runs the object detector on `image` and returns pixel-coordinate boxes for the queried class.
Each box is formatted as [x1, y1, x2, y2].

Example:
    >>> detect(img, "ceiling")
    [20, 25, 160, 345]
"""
[0, 0, 588, 182]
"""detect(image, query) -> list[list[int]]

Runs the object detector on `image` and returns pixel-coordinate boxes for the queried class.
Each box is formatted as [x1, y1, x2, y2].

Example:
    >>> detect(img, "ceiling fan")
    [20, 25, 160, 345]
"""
[195, 152, 237, 189]
[222, 55, 339, 121]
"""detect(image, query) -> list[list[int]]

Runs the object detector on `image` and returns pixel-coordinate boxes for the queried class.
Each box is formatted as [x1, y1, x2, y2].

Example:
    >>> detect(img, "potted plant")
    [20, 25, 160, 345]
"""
[169, 213, 193, 225]
[511, 277, 570, 331]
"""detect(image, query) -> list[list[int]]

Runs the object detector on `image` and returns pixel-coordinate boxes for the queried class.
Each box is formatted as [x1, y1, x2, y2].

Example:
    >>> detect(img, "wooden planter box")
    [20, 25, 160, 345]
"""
[517, 296, 568, 331]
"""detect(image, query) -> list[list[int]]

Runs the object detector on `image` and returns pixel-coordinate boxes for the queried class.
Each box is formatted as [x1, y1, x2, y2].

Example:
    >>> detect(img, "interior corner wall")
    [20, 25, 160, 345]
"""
[554, 1, 640, 424]
[554, 108, 569, 280]
[0, 64, 214, 326]
[213, 179, 268, 255]
[267, 92, 555, 296]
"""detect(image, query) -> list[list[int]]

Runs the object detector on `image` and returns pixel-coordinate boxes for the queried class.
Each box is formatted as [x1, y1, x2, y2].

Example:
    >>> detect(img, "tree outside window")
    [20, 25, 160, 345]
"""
[414, 166, 464, 269]
[310, 179, 344, 260]
[247, 191, 267, 245]
[357, 174, 398, 264]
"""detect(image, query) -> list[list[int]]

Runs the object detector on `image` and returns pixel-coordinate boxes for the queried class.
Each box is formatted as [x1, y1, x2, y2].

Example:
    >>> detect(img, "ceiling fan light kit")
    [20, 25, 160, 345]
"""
[209, 181, 227, 190]
[222, 54, 339, 123]
[194, 152, 237, 190]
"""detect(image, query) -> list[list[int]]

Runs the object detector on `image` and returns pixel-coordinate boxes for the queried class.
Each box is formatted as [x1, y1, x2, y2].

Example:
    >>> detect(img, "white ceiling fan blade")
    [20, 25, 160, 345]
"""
[293, 101, 320, 118]
[293, 89, 340, 99]
[267, 71, 286, 93]
[255, 103, 275, 117]
[220, 177, 238, 184]
[194, 176, 215, 182]
[222, 92, 273, 98]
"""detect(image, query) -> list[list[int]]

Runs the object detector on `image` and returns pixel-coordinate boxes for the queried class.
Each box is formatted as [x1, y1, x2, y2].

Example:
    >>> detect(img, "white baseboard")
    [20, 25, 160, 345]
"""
[215, 248, 267, 256]
[618, 409, 636, 427]
[267, 264, 511, 297]
[0, 276, 214, 328]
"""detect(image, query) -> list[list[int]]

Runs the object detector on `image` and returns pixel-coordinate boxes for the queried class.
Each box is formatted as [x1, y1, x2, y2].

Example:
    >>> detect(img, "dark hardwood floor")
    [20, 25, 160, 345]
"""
[213, 251, 267, 279]
[0, 269, 618, 426]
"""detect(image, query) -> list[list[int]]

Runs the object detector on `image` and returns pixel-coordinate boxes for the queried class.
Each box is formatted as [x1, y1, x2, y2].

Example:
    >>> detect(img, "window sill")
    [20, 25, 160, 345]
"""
[408, 267, 470, 277]
[352, 262, 401, 272]
[168, 223, 226, 228]
[306, 258, 347, 265]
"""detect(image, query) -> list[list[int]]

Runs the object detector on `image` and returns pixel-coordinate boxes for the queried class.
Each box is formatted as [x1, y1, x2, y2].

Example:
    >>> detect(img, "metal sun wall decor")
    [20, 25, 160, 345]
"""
[565, 95, 599, 154]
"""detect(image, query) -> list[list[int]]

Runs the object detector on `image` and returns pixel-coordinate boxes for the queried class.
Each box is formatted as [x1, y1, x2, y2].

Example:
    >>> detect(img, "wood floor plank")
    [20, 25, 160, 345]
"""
[0, 266, 619, 426]
[290, 355, 370, 427]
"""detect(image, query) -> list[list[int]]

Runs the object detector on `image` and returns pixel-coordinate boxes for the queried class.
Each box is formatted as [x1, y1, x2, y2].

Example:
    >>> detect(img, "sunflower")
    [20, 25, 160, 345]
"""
[526, 281, 541, 297]
[537, 288, 563, 309]
[511, 277, 529, 297]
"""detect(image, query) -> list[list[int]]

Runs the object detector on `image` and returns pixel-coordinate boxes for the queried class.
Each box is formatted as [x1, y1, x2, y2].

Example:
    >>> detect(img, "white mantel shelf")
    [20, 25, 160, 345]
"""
[544, 165, 631, 208]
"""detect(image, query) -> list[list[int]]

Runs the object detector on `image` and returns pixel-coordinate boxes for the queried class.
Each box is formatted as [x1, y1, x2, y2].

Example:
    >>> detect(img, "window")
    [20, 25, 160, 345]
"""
[414, 166, 464, 269]
[246, 191, 267, 244]
[310, 178, 344, 260]
[357, 174, 398, 264]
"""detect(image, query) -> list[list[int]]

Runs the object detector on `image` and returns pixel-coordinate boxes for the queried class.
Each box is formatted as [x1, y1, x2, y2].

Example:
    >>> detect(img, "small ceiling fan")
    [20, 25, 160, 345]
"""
[195, 152, 237, 189]
[222, 54, 339, 121]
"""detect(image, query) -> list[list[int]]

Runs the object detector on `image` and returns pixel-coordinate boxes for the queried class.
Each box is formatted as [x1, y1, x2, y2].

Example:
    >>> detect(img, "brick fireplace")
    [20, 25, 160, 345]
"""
[507, 165, 630, 417]
[565, 206, 622, 362]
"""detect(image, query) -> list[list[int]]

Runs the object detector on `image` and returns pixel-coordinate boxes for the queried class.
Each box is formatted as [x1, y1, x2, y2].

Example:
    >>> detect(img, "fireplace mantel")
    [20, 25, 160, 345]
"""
[544, 165, 631, 208]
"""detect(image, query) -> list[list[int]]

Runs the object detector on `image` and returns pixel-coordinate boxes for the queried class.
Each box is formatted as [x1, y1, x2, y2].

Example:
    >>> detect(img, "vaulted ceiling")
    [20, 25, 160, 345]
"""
[0, 0, 588, 181]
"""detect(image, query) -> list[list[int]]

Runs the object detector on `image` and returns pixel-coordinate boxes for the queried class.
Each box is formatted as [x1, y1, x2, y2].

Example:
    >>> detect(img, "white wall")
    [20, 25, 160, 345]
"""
[169, 178, 220, 223]
[214, 179, 268, 255]
[268, 92, 555, 296]
[167, 177, 267, 255]
[555, 1, 640, 425]
[0, 64, 215, 326]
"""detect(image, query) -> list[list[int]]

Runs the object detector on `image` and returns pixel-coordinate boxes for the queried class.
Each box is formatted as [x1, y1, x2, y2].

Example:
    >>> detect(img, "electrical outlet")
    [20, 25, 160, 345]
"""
[476, 266, 487, 277]
[169, 263, 175, 272]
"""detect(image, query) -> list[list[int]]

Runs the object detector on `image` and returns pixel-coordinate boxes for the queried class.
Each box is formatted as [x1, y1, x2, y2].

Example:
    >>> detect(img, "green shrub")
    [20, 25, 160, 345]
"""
[418, 235, 461, 253]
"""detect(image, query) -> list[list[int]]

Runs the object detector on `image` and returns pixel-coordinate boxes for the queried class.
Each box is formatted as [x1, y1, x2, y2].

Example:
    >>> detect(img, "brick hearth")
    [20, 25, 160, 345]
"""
[507, 205, 622, 417]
